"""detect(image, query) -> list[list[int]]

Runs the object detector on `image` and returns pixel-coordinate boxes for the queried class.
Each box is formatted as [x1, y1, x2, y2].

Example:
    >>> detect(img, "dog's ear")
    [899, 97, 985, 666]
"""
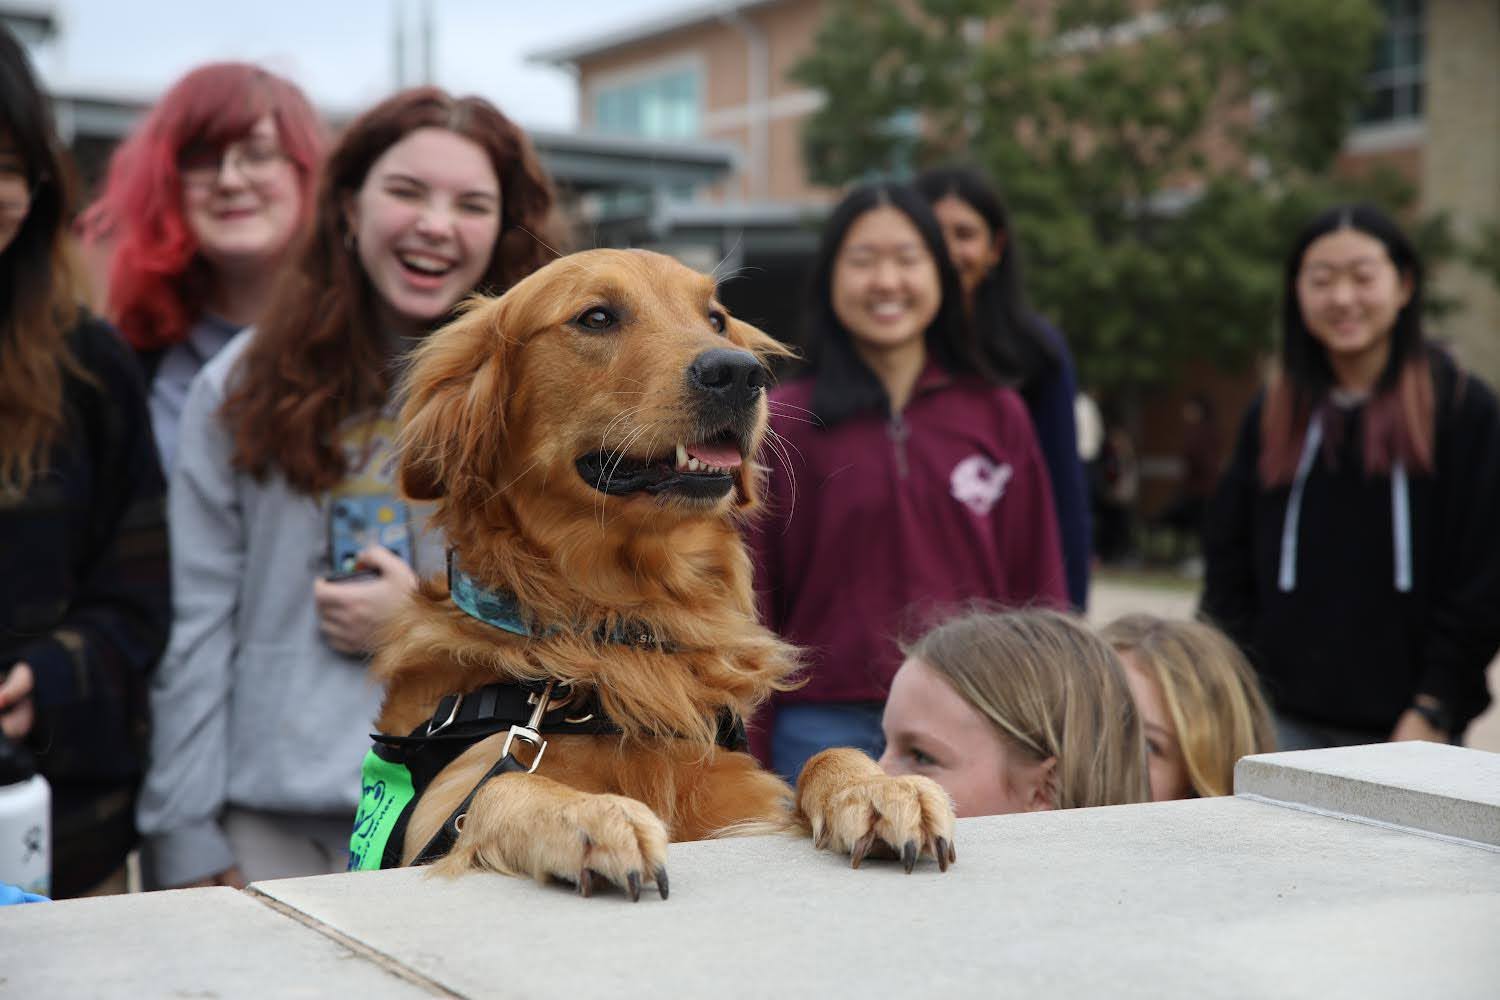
[724, 314, 797, 368]
[397, 295, 515, 502]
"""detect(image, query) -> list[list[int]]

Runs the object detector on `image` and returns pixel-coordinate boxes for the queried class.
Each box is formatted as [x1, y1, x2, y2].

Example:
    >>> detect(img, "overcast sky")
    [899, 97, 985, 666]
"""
[26, 0, 698, 129]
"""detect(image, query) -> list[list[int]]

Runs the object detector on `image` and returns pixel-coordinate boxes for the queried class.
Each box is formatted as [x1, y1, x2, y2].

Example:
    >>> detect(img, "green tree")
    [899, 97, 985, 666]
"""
[793, 0, 1388, 391]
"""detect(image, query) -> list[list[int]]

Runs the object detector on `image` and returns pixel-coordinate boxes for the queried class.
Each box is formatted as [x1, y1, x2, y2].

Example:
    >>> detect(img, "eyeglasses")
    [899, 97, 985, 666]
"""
[178, 138, 289, 191]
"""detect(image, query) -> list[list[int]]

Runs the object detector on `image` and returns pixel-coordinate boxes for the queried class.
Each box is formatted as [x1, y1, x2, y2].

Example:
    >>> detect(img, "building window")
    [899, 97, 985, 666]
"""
[593, 68, 701, 140]
[1359, 0, 1423, 125]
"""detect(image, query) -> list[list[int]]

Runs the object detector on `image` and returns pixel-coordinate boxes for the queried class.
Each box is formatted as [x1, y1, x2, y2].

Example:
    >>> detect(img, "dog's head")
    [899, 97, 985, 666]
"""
[399, 249, 793, 527]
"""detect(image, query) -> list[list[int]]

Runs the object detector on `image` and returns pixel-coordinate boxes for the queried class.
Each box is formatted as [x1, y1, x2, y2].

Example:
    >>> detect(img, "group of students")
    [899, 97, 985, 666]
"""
[0, 36, 554, 896]
[751, 174, 1500, 790]
[3, 21, 1498, 902]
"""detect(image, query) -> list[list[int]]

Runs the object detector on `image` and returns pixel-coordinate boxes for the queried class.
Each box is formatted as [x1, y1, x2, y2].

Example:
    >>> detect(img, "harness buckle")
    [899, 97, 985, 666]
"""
[527, 682, 594, 725]
[426, 693, 462, 737]
[502, 680, 557, 773]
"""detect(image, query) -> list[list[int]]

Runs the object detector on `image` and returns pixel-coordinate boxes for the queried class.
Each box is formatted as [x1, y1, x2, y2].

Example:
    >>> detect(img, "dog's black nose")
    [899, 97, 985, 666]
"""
[688, 348, 767, 410]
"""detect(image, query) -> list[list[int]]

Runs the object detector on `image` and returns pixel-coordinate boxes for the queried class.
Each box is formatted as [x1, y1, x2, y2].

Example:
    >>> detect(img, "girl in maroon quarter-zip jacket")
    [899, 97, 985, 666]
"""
[746, 183, 1067, 783]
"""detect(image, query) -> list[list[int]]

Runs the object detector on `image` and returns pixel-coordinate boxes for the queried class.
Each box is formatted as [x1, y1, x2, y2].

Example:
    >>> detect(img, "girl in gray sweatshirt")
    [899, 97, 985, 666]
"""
[137, 87, 556, 888]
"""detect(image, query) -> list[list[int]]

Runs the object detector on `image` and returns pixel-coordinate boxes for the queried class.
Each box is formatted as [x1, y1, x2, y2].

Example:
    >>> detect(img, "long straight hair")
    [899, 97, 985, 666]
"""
[1260, 203, 1433, 485]
[0, 26, 87, 493]
[222, 87, 555, 495]
[82, 62, 326, 351]
[802, 182, 976, 425]
[913, 165, 1059, 393]
[904, 608, 1150, 810]
[1102, 614, 1275, 798]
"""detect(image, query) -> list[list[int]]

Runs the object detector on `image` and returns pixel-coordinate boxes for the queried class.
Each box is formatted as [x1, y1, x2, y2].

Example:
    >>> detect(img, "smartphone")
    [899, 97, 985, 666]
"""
[324, 567, 381, 584]
[327, 495, 413, 578]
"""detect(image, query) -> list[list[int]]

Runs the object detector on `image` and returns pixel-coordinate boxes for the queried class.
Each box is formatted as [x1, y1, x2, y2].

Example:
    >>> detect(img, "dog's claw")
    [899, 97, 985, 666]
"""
[654, 866, 669, 901]
[626, 870, 641, 903]
[948, 840, 957, 865]
[578, 868, 595, 898]
[902, 840, 918, 874]
[935, 837, 951, 873]
[850, 831, 877, 870]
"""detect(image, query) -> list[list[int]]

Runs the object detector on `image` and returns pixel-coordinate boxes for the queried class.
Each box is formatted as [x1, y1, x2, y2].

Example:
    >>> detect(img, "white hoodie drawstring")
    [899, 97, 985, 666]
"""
[1277, 411, 1414, 594]
[1391, 459, 1412, 592]
[1278, 414, 1323, 592]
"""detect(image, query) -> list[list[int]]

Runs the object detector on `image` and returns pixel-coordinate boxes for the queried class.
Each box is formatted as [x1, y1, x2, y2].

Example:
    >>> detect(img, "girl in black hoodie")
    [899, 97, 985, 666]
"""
[1202, 203, 1500, 750]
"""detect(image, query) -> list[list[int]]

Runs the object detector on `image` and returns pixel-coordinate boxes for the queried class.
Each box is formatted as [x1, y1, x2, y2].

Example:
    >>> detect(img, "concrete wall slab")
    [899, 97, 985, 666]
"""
[0, 886, 437, 999]
[1235, 741, 1500, 848]
[251, 795, 1500, 999]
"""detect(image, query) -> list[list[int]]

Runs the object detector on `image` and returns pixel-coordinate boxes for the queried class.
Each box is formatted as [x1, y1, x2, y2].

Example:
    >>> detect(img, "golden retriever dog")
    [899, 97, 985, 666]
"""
[371, 248, 955, 898]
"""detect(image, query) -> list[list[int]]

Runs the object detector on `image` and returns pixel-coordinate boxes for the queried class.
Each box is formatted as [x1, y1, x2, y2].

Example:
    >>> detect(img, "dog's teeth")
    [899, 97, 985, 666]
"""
[675, 443, 688, 469]
[688, 457, 702, 472]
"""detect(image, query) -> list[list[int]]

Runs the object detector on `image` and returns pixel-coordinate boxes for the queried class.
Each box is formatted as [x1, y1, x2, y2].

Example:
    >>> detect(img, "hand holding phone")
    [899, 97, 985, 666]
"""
[314, 546, 420, 655]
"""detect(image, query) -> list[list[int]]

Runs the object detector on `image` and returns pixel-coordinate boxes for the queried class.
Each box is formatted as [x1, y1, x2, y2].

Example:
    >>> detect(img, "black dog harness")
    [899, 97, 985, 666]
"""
[347, 556, 746, 872]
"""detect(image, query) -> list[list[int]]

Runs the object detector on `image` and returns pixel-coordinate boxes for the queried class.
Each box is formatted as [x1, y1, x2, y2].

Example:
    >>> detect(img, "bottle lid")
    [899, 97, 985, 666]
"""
[0, 733, 37, 785]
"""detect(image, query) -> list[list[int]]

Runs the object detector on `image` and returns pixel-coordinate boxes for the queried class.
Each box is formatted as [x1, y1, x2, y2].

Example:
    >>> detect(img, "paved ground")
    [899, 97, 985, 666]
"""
[1087, 574, 1500, 753]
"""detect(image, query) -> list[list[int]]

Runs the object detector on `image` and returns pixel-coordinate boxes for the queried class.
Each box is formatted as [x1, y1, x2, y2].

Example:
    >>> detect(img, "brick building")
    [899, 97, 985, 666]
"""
[535, 0, 1500, 523]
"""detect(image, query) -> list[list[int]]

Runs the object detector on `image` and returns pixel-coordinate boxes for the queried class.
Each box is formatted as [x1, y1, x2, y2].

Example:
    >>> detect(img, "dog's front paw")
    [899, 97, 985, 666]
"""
[796, 748, 957, 873]
[556, 793, 672, 900]
[433, 774, 671, 900]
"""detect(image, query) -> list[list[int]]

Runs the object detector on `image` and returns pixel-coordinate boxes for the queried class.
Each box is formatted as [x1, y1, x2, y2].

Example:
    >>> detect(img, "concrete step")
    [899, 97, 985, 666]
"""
[1236, 739, 1500, 848]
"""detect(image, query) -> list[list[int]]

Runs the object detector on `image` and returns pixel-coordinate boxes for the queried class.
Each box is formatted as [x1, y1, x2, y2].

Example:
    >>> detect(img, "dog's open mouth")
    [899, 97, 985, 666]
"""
[576, 430, 746, 500]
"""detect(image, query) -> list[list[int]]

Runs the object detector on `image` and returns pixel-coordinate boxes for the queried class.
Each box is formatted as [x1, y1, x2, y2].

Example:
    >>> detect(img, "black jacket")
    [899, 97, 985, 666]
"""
[1202, 347, 1500, 736]
[0, 315, 171, 895]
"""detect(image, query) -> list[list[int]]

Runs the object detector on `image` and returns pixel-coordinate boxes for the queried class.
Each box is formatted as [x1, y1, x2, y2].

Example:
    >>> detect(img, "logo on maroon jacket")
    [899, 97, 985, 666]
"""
[950, 454, 1013, 516]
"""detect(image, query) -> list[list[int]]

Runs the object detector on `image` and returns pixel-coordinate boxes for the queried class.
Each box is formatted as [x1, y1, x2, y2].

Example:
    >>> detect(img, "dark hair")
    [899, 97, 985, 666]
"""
[0, 25, 87, 491]
[223, 86, 555, 494]
[803, 182, 974, 424]
[1260, 202, 1433, 484]
[913, 165, 1058, 394]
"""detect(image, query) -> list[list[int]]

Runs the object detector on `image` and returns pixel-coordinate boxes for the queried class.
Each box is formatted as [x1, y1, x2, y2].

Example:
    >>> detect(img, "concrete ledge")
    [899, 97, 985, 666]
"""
[251, 797, 1500, 999]
[7, 744, 1500, 998]
[1235, 741, 1500, 848]
[0, 885, 436, 999]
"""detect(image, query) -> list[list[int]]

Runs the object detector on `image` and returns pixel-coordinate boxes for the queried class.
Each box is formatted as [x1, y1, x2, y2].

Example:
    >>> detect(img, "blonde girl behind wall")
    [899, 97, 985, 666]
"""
[901, 609, 1149, 811]
[1102, 614, 1276, 798]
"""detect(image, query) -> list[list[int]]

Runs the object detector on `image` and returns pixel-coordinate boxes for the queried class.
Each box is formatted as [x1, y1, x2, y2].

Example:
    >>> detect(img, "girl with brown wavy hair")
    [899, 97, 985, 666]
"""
[137, 87, 554, 890]
[0, 25, 171, 897]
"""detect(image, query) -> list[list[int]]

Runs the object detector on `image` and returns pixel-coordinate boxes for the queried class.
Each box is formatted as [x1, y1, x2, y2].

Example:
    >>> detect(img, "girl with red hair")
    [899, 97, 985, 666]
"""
[136, 87, 554, 889]
[83, 62, 324, 472]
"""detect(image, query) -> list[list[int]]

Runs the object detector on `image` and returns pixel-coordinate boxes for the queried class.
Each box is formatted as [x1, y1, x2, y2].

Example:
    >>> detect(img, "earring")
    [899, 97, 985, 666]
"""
[343, 229, 357, 253]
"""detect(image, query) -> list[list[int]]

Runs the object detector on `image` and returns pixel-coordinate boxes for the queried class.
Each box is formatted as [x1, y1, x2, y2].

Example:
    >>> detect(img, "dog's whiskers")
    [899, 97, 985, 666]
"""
[767, 399, 822, 425]
[760, 426, 803, 527]
[710, 232, 744, 285]
[516, 224, 564, 261]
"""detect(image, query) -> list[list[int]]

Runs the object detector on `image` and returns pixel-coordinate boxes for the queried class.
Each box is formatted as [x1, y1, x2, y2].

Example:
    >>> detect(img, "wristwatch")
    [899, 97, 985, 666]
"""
[1410, 695, 1454, 735]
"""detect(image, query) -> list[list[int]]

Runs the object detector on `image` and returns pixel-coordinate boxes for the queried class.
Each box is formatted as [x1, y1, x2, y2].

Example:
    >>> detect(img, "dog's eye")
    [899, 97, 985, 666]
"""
[576, 307, 617, 332]
[708, 311, 727, 334]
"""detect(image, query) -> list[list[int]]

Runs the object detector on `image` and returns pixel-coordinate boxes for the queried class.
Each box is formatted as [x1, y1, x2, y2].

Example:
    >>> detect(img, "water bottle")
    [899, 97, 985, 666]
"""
[0, 733, 50, 897]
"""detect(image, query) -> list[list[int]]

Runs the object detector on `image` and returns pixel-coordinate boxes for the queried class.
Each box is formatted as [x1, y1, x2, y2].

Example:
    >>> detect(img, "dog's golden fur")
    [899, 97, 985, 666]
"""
[372, 249, 954, 892]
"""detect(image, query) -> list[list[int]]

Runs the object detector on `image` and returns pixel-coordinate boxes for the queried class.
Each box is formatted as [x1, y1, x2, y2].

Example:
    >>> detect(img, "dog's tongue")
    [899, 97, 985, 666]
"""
[687, 441, 743, 469]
